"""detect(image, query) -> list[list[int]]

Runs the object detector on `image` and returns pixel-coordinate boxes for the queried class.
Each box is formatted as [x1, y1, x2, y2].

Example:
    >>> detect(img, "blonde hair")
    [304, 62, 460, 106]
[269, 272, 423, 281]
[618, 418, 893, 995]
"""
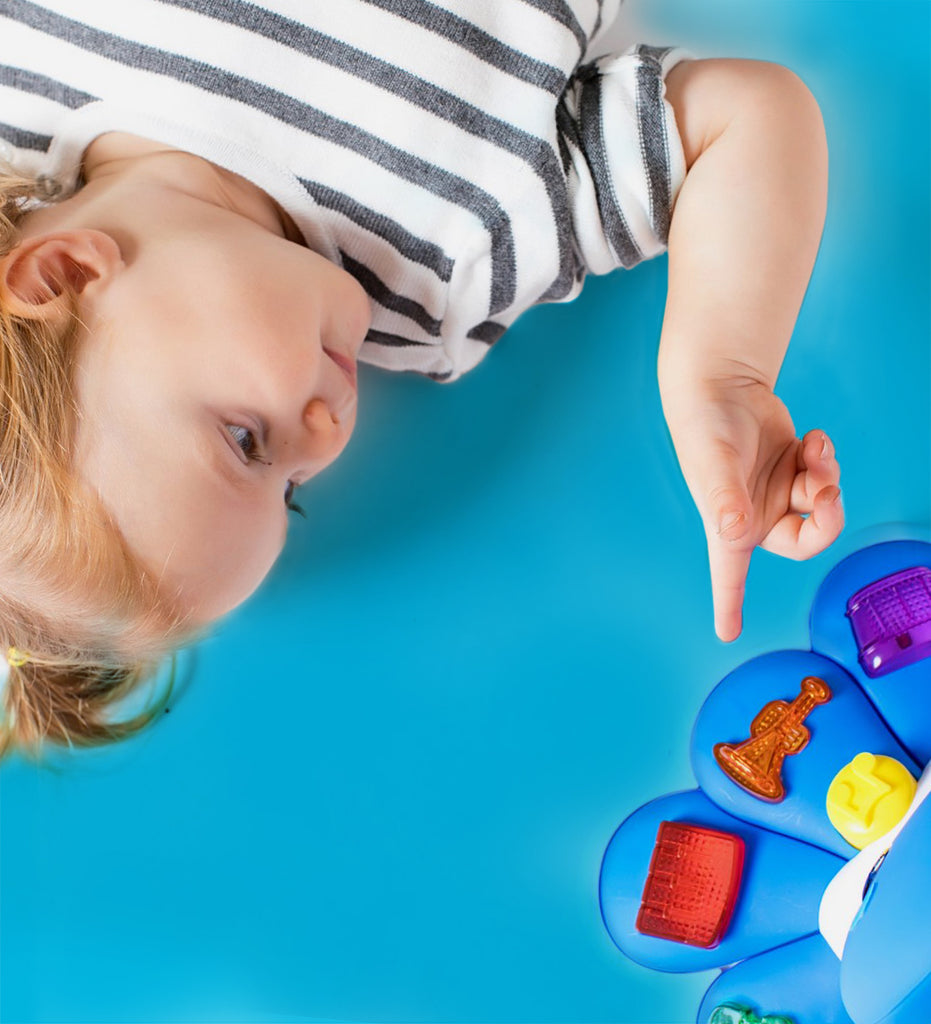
[0, 164, 189, 758]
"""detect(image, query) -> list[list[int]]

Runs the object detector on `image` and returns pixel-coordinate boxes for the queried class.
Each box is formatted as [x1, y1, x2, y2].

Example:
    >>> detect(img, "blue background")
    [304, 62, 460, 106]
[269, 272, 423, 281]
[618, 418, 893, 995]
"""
[2, 2, 929, 1022]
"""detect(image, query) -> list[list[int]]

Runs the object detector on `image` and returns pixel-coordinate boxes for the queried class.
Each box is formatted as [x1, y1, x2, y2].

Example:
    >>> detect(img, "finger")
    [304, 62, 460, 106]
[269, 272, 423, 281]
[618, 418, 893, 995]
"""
[707, 531, 753, 642]
[761, 484, 844, 560]
[699, 445, 756, 543]
[790, 430, 841, 510]
[694, 446, 756, 642]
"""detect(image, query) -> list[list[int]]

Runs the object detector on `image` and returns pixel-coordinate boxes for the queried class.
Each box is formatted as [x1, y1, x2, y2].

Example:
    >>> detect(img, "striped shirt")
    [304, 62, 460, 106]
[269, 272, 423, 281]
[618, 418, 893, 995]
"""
[0, 0, 687, 381]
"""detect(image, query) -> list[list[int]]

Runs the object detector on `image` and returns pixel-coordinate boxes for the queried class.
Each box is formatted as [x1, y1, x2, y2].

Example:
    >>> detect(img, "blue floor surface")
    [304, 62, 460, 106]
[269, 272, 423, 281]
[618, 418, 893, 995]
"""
[2, 2, 929, 1022]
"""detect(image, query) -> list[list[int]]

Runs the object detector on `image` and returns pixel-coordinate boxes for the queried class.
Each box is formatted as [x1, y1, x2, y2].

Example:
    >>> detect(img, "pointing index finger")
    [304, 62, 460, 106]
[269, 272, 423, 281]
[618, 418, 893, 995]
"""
[707, 531, 753, 642]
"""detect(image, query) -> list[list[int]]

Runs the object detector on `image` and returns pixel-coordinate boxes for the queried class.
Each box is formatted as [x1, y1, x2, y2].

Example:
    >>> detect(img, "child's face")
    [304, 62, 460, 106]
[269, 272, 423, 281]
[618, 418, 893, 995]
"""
[74, 219, 372, 623]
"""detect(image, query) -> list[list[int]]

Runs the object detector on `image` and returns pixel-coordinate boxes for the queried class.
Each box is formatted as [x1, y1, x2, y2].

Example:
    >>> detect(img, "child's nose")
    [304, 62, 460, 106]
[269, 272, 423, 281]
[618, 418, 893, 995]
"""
[302, 397, 342, 456]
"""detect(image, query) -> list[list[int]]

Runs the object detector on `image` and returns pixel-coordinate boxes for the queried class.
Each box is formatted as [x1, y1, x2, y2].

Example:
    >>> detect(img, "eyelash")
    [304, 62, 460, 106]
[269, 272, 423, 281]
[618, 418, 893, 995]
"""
[227, 425, 305, 516]
[284, 481, 306, 518]
[227, 424, 267, 464]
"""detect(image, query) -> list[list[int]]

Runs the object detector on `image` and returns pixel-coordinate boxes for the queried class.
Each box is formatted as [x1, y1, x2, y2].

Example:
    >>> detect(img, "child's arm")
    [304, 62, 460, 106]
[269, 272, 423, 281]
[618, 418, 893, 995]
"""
[657, 58, 842, 642]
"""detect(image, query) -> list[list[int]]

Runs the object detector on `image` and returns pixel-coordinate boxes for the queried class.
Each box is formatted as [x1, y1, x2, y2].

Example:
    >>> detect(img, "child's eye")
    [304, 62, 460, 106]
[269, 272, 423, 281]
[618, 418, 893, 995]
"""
[226, 424, 264, 462]
[226, 425, 303, 514]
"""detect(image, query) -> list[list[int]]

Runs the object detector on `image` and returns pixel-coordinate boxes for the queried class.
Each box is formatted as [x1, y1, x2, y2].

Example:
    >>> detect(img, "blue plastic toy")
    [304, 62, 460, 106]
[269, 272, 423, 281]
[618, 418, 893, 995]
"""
[599, 540, 931, 1024]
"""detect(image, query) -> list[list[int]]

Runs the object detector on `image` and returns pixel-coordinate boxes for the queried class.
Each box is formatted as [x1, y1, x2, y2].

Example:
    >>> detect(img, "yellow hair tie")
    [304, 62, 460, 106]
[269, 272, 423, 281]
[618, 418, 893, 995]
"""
[6, 647, 29, 668]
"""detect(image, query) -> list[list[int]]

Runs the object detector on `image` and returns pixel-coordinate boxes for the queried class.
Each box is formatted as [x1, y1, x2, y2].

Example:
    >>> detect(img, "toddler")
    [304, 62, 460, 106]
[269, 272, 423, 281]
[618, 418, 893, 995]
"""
[0, 0, 842, 753]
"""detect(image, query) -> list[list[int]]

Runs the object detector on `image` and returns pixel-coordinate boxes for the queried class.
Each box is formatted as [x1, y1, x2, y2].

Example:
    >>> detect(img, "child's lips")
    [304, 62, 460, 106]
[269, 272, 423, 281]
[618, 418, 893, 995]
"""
[324, 348, 357, 390]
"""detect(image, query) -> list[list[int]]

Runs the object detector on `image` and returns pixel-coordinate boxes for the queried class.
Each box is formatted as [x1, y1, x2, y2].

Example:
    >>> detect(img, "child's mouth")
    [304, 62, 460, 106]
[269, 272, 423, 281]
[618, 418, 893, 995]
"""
[324, 348, 357, 390]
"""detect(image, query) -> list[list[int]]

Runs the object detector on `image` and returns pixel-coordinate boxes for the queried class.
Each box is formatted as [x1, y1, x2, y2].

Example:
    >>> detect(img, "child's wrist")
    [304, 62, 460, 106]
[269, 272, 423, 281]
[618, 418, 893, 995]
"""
[658, 360, 777, 436]
[658, 347, 778, 400]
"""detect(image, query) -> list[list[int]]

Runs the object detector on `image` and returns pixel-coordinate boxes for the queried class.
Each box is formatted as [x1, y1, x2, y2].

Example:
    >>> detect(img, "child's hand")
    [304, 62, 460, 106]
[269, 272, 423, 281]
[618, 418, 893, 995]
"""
[658, 59, 838, 641]
[667, 376, 843, 642]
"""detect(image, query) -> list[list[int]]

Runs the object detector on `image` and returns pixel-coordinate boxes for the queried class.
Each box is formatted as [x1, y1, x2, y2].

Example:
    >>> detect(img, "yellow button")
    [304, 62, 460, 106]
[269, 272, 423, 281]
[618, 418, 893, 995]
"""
[826, 752, 917, 850]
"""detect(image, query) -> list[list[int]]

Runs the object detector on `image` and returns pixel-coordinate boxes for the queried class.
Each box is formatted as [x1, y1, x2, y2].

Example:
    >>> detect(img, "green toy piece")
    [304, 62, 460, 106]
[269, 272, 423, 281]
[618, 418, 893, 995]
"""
[709, 1003, 795, 1024]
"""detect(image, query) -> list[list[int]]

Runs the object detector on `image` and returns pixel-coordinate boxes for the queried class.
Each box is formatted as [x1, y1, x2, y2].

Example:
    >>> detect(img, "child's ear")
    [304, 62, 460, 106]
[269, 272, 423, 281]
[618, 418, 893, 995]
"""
[0, 229, 123, 319]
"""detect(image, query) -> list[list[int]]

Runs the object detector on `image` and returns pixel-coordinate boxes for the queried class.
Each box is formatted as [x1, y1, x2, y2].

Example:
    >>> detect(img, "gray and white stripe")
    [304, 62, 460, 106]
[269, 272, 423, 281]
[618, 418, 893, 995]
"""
[0, 0, 686, 380]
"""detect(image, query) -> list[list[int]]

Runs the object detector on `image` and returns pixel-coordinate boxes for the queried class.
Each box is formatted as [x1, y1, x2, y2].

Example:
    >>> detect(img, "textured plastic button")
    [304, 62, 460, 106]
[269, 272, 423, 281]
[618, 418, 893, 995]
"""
[635, 821, 744, 948]
[713, 676, 832, 803]
[826, 751, 917, 849]
[712, 676, 832, 803]
[709, 1003, 795, 1024]
[846, 565, 931, 678]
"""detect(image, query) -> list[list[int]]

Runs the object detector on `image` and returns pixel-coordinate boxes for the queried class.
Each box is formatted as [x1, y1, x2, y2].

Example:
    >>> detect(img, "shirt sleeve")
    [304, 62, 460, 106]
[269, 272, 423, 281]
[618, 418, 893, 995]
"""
[559, 44, 689, 276]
